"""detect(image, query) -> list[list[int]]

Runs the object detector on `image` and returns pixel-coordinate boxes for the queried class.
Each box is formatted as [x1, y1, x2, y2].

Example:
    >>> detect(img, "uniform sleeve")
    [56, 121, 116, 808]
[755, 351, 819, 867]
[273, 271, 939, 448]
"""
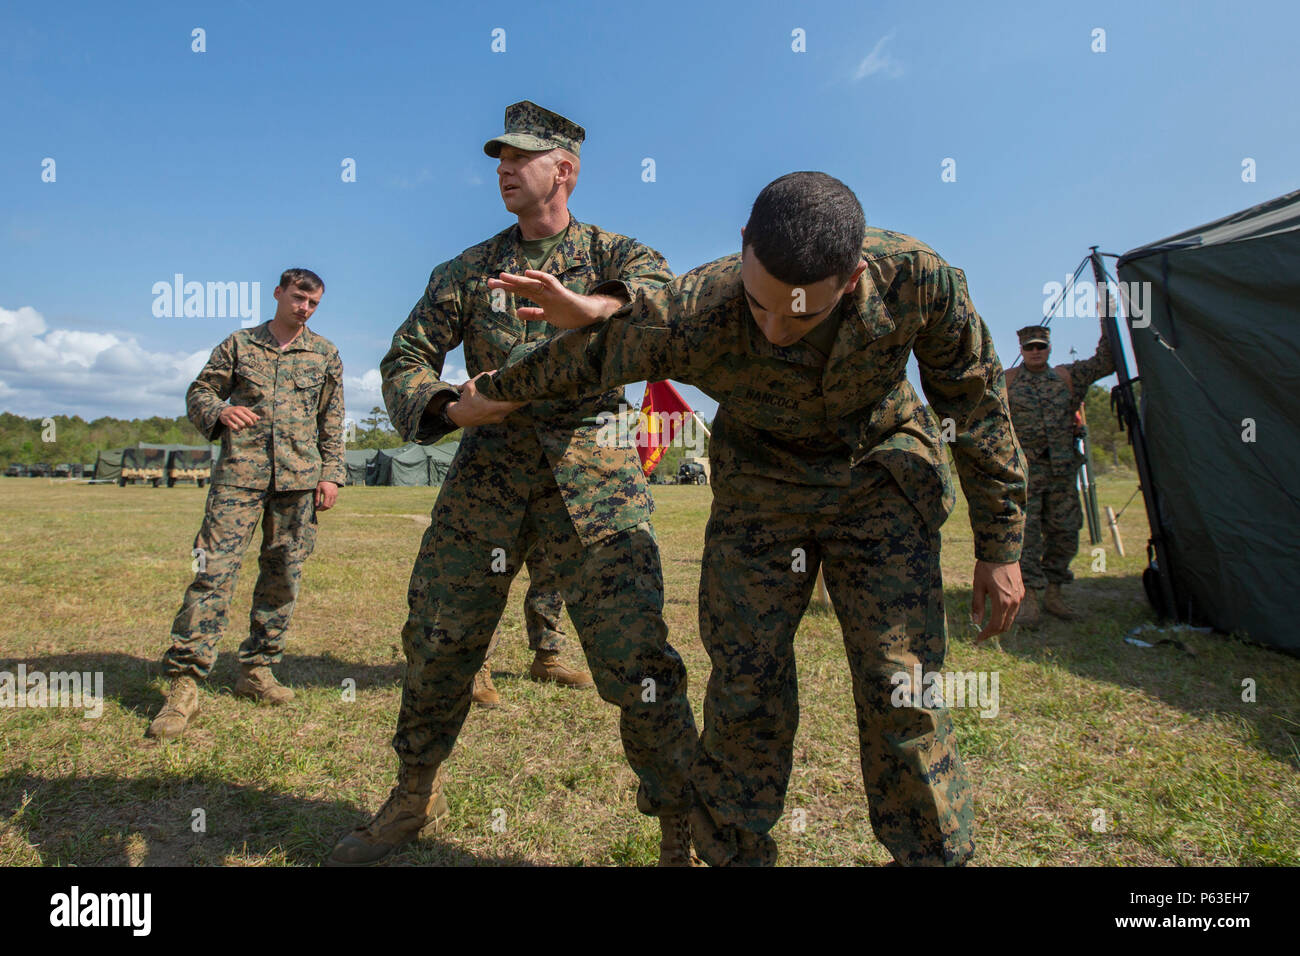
[588, 235, 674, 303]
[186, 336, 236, 441]
[478, 280, 698, 402]
[1067, 318, 1116, 402]
[316, 349, 347, 485]
[911, 257, 1028, 563]
[380, 264, 465, 443]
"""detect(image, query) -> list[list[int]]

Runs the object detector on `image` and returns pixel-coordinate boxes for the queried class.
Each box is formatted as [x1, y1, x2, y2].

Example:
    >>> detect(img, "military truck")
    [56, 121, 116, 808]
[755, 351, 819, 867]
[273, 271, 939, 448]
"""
[166, 447, 213, 487]
[5, 463, 28, 478]
[119, 447, 168, 486]
[677, 461, 708, 485]
[28, 462, 51, 478]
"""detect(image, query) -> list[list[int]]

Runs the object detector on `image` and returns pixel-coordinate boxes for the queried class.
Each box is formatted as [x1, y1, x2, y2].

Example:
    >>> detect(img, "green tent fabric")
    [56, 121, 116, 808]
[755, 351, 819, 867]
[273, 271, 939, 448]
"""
[428, 440, 458, 483]
[368, 441, 460, 486]
[1117, 189, 1300, 655]
[344, 449, 377, 486]
[93, 449, 125, 482]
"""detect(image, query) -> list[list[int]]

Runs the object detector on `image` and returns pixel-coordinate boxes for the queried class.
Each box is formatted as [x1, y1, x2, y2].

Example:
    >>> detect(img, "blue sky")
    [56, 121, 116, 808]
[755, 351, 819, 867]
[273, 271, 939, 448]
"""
[2, 0, 1297, 425]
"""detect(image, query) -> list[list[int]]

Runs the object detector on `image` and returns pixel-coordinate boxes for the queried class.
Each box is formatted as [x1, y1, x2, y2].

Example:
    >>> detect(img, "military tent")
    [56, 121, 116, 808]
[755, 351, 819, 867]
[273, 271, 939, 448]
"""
[345, 448, 377, 486]
[368, 441, 459, 486]
[92, 448, 125, 483]
[1116, 188, 1300, 655]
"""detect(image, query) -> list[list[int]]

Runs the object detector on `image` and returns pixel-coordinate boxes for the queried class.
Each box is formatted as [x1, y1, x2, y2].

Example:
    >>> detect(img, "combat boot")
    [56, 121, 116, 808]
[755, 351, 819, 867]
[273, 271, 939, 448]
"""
[234, 664, 295, 704]
[145, 676, 200, 740]
[529, 650, 595, 689]
[472, 659, 500, 709]
[1044, 582, 1077, 620]
[327, 764, 449, 866]
[658, 813, 701, 867]
[1017, 588, 1043, 629]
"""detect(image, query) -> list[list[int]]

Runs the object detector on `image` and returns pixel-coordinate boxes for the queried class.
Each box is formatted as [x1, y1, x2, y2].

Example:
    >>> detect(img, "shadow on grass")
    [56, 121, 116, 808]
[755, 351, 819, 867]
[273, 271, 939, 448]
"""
[0, 770, 534, 867]
[943, 572, 1300, 766]
[0, 652, 408, 719]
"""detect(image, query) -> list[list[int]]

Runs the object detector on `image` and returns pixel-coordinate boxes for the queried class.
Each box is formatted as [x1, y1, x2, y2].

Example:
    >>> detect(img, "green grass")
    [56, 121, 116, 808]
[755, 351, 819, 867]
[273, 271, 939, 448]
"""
[0, 475, 1296, 866]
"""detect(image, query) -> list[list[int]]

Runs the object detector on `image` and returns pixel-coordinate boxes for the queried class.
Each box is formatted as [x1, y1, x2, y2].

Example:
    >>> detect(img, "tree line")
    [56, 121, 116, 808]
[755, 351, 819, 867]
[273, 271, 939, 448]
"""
[1, 390, 1131, 473]
[0, 406, 423, 469]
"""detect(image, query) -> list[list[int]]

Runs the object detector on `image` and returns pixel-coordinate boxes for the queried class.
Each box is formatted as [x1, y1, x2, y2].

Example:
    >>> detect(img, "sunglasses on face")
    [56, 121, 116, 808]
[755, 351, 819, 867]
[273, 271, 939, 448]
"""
[1022, 343, 1048, 351]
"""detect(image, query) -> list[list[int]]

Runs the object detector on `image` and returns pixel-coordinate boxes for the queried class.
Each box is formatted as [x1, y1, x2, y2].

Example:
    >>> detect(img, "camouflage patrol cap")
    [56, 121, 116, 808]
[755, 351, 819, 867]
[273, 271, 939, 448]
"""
[1017, 325, 1051, 346]
[483, 101, 585, 158]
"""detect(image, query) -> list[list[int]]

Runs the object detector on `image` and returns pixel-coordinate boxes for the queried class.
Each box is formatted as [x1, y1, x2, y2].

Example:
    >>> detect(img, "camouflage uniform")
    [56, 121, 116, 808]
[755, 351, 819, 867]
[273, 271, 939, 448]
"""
[380, 214, 698, 816]
[163, 321, 346, 678]
[1005, 323, 1113, 590]
[479, 231, 1027, 865]
[521, 562, 564, 654]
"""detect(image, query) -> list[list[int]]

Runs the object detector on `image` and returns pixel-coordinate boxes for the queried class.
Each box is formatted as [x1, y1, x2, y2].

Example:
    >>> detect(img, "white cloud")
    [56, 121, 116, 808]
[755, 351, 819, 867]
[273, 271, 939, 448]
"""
[0, 305, 472, 431]
[0, 306, 208, 419]
[854, 32, 904, 81]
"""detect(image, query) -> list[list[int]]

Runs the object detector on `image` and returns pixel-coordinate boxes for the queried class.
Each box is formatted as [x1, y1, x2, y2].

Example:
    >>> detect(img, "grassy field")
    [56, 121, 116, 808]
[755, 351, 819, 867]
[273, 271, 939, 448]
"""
[0, 475, 1296, 866]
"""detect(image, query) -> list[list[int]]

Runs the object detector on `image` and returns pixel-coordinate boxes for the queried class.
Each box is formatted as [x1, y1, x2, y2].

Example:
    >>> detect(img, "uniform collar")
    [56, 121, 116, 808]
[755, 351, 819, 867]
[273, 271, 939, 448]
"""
[504, 213, 591, 275]
[248, 320, 321, 354]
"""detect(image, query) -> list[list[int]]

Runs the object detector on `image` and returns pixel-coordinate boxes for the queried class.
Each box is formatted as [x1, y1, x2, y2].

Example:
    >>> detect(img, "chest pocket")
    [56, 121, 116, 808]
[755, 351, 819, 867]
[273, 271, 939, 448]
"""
[294, 368, 326, 415]
[462, 280, 521, 373]
[234, 356, 273, 408]
[725, 365, 828, 439]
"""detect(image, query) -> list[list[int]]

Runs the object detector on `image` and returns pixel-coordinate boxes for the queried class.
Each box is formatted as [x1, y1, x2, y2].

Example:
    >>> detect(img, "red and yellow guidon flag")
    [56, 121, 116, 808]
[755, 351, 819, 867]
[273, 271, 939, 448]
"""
[636, 380, 693, 475]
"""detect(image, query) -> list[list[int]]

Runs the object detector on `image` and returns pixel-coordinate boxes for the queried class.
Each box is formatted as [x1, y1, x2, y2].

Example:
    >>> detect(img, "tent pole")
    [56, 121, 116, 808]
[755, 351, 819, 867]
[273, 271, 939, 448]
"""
[1089, 247, 1177, 620]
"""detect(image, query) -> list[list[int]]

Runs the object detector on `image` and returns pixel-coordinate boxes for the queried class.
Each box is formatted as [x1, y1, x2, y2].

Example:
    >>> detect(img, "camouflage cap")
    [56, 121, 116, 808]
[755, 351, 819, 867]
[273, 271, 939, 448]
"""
[483, 101, 585, 158]
[1017, 325, 1051, 346]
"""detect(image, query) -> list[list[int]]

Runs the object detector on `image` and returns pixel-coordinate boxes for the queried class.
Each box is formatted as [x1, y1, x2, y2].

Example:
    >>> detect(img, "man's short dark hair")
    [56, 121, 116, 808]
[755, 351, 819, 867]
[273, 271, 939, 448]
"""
[743, 172, 866, 285]
[278, 267, 324, 293]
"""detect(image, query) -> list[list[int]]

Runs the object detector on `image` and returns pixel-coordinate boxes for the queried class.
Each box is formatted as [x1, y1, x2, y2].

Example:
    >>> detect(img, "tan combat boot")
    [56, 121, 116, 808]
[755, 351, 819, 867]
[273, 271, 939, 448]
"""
[472, 659, 501, 708]
[145, 676, 200, 739]
[1017, 588, 1043, 629]
[529, 650, 595, 689]
[234, 664, 295, 704]
[327, 765, 449, 866]
[658, 813, 702, 867]
[1044, 582, 1077, 620]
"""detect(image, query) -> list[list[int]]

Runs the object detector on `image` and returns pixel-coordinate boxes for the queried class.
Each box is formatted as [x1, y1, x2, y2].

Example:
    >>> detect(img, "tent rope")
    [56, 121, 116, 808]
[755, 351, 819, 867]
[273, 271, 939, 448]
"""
[1114, 484, 1142, 520]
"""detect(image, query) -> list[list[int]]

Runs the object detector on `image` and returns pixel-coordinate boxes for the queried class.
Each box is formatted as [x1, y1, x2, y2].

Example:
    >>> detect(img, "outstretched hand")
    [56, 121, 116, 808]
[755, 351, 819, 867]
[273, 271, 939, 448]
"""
[971, 560, 1024, 642]
[486, 271, 617, 329]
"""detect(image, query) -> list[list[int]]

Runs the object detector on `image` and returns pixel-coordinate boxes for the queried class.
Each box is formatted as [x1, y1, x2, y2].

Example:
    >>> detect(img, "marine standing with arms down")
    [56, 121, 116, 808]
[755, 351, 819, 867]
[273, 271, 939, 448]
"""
[1005, 323, 1114, 626]
[328, 102, 699, 866]
[470, 172, 1028, 865]
[148, 269, 345, 739]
